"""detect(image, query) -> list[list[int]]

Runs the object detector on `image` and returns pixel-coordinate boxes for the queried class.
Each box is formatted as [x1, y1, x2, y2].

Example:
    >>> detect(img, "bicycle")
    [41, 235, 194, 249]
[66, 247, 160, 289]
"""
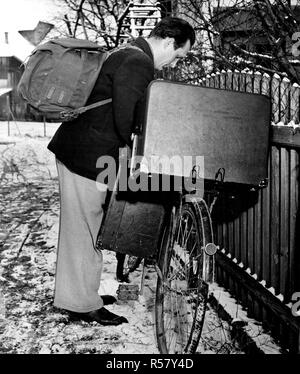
[105, 179, 220, 354]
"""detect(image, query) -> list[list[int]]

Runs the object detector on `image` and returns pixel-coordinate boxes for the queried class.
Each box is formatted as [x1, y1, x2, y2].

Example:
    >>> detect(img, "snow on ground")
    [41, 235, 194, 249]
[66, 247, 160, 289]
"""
[208, 283, 283, 354]
[1, 121, 60, 139]
[0, 122, 160, 354]
[0, 121, 280, 354]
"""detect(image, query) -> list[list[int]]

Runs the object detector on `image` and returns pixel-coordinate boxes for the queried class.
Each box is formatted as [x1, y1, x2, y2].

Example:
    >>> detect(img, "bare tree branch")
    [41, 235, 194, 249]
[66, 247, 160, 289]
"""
[177, 0, 300, 83]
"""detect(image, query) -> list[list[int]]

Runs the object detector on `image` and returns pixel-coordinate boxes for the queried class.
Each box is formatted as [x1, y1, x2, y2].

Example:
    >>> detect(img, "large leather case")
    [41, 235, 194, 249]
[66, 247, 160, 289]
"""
[131, 80, 271, 187]
[97, 185, 168, 258]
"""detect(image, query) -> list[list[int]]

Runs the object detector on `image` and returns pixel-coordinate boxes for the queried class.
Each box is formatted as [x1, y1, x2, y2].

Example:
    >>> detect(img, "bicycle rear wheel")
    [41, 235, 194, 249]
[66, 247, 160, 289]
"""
[155, 199, 214, 354]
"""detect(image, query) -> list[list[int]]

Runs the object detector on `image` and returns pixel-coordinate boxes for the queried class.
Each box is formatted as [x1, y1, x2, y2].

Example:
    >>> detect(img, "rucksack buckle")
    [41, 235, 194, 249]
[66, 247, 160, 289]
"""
[60, 110, 79, 121]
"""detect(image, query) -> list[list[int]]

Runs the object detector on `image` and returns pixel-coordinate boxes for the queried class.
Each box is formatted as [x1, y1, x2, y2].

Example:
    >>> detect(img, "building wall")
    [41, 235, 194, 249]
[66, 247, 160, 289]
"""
[0, 56, 32, 120]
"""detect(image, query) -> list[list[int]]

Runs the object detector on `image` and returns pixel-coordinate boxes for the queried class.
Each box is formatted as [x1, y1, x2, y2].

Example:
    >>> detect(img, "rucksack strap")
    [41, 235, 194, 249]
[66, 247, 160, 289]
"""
[60, 43, 142, 121]
[60, 97, 112, 121]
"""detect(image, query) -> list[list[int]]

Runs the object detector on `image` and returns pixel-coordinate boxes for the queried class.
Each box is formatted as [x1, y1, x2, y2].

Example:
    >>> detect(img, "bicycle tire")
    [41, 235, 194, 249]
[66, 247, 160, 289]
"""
[155, 199, 213, 354]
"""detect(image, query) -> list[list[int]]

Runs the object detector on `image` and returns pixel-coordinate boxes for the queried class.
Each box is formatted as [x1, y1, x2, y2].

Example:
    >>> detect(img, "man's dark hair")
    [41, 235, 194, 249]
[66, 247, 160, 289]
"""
[149, 17, 196, 49]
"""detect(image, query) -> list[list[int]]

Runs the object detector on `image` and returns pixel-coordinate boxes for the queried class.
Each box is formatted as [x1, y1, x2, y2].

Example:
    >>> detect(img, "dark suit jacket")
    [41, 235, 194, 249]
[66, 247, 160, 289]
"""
[47, 37, 154, 181]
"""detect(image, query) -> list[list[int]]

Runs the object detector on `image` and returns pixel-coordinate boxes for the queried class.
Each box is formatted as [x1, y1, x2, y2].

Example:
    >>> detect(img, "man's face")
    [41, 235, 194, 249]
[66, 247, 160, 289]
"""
[155, 38, 191, 71]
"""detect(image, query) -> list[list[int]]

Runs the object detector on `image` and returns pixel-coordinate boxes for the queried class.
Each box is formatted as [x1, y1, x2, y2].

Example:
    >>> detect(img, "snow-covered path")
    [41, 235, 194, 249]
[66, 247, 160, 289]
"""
[0, 134, 161, 354]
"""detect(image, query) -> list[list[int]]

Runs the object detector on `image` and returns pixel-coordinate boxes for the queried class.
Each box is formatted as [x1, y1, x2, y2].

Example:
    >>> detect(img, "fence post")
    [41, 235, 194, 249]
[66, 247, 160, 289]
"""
[260, 72, 271, 290]
[240, 69, 247, 92]
[253, 71, 263, 287]
[226, 69, 233, 90]
[215, 71, 221, 88]
[220, 69, 226, 89]
[290, 83, 300, 124]
[43, 116, 46, 137]
[280, 77, 291, 125]
[288, 82, 300, 305]
[205, 73, 211, 87]
[209, 72, 216, 88]
[271, 73, 281, 124]
[6, 94, 10, 136]
[253, 71, 262, 94]
[261, 73, 271, 97]
[245, 70, 254, 93]
[232, 69, 240, 91]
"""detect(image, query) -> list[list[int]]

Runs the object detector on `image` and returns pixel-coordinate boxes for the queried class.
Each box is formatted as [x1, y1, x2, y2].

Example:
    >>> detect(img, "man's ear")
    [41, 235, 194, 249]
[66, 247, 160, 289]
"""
[164, 37, 175, 48]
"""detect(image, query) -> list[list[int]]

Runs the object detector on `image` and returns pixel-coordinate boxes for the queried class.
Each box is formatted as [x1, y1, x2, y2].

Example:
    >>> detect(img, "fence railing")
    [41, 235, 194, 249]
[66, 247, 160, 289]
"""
[164, 66, 300, 352]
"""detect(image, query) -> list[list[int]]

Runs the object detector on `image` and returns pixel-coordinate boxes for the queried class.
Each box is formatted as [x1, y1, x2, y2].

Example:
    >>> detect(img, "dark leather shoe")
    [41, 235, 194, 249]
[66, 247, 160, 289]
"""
[69, 307, 128, 326]
[101, 295, 117, 306]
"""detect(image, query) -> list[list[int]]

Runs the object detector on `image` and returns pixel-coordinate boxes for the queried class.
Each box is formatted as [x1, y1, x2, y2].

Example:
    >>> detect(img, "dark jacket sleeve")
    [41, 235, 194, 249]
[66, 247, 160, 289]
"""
[112, 53, 154, 145]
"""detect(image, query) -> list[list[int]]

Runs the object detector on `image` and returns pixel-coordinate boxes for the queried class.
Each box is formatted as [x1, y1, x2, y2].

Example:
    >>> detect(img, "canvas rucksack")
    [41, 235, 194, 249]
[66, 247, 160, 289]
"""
[17, 38, 112, 121]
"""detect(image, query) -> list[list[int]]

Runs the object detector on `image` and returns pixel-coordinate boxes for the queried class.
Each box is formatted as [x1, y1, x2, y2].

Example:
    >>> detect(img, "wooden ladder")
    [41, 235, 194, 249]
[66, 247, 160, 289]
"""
[120, 1, 161, 40]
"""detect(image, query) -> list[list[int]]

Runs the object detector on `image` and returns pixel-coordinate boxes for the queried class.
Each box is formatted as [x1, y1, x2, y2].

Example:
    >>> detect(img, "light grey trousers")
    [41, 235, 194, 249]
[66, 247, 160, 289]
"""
[54, 159, 108, 313]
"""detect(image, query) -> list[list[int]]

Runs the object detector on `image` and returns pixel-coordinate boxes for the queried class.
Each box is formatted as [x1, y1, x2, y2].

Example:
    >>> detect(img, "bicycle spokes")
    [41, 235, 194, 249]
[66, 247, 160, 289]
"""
[156, 203, 209, 354]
